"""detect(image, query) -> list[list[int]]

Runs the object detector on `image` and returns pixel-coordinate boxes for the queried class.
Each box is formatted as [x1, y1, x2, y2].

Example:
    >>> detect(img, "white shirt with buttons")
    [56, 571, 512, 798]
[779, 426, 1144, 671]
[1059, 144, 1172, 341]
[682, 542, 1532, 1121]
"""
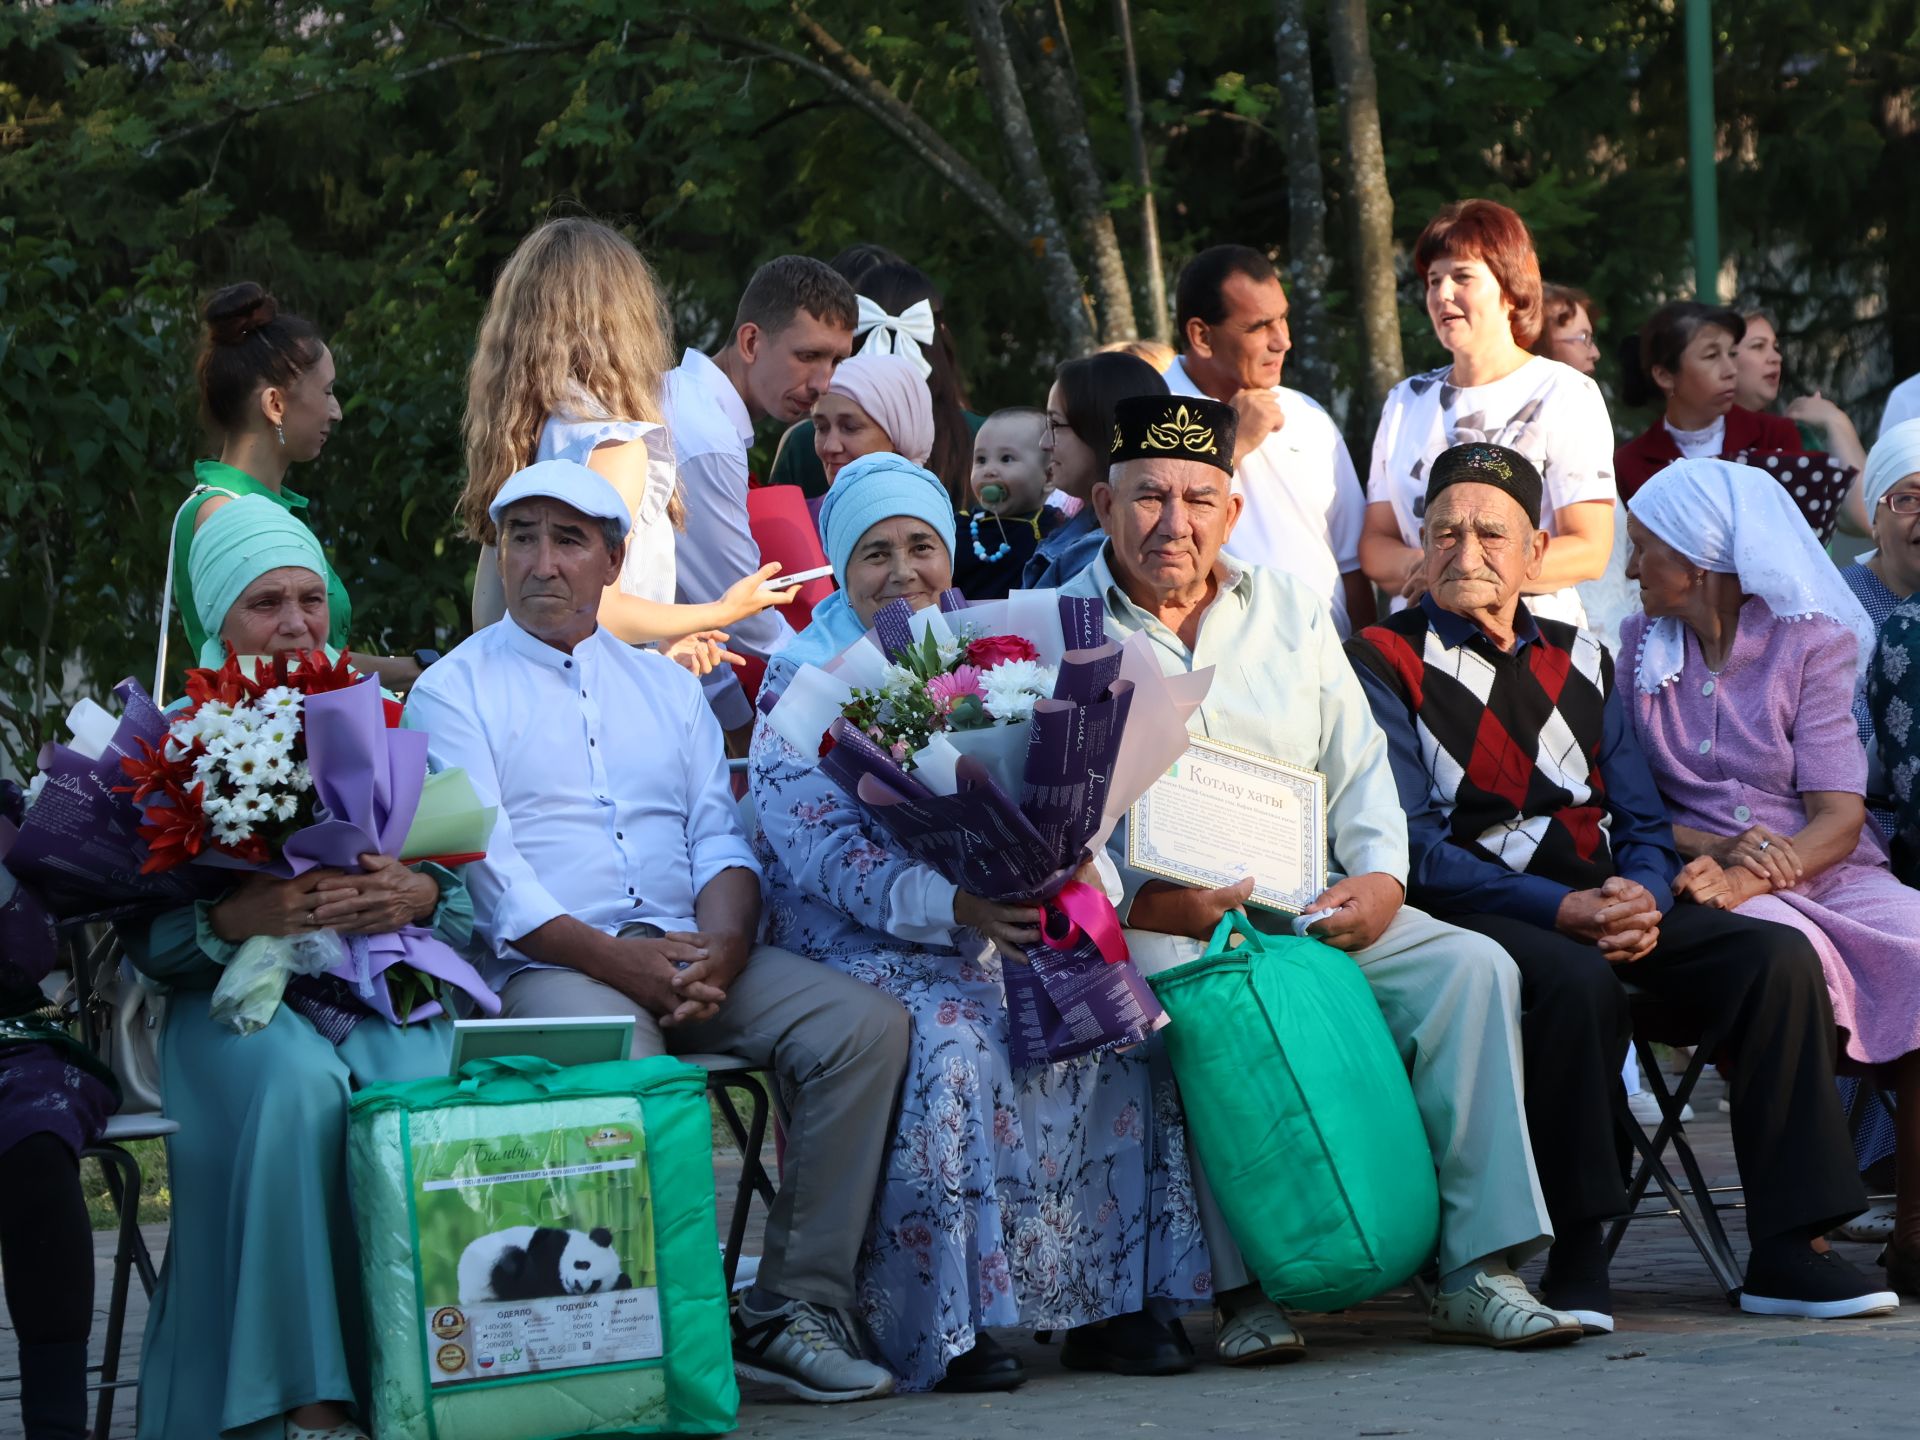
[403, 617, 760, 991]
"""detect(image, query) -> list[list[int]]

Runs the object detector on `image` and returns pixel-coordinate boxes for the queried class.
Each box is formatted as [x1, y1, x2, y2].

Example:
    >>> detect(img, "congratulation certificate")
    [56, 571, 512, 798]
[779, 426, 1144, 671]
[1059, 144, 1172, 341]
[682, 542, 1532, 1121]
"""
[1126, 738, 1328, 915]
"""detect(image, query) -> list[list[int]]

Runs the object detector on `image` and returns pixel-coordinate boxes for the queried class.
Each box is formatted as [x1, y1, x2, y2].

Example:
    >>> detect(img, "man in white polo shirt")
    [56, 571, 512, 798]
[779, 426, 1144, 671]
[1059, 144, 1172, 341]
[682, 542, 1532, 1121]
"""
[666, 256, 857, 740]
[1165, 244, 1374, 637]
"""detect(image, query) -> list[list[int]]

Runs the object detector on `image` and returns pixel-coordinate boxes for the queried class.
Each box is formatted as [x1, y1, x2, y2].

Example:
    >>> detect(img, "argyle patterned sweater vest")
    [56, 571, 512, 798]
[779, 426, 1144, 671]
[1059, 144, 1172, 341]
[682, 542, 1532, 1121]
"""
[1349, 607, 1617, 888]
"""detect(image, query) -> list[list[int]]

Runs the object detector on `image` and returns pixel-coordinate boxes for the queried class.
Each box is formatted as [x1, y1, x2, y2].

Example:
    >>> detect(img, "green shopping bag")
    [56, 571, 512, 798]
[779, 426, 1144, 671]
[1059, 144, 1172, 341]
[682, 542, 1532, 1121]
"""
[1149, 912, 1440, 1311]
[348, 1055, 737, 1439]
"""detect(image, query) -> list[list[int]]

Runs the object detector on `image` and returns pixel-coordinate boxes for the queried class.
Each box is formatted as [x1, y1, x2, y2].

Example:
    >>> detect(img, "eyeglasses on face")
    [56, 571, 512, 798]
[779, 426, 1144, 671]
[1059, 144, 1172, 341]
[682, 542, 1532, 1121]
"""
[1881, 493, 1920, 516]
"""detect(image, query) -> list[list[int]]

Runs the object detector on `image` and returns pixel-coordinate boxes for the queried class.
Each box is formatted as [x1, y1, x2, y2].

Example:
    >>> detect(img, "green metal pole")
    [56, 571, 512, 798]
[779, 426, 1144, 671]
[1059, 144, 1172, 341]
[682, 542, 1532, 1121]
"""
[1686, 0, 1721, 302]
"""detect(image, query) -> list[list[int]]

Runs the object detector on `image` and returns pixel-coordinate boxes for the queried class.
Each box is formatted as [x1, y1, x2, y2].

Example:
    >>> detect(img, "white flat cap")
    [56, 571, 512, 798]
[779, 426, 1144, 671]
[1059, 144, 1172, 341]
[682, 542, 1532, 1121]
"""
[488, 459, 632, 532]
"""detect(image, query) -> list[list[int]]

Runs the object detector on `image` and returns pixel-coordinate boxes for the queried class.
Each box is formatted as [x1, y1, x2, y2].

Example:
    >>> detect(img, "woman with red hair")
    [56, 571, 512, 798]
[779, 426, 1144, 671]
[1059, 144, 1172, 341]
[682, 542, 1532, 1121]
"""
[1360, 200, 1617, 627]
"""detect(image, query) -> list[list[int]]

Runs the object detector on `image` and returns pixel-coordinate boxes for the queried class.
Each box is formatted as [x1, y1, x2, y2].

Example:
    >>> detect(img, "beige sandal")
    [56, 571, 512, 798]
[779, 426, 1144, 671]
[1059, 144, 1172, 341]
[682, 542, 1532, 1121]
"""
[285, 1421, 369, 1440]
[1214, 1297, 1307, 1365]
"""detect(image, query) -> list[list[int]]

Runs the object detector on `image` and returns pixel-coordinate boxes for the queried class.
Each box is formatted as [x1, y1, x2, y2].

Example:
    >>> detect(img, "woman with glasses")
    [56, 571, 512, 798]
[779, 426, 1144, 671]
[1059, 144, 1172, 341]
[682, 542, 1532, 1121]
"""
[1850, 422, 1920, 847]
[1530, 284, 1601, 377]
[1024, 352, 1169, 589]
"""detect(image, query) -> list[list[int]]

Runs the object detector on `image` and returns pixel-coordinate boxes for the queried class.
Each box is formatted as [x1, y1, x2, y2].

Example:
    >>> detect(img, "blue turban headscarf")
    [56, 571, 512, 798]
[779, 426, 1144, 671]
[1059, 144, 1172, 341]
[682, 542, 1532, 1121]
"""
[188, 495, 331, 667]
[763, 452, 957, 701]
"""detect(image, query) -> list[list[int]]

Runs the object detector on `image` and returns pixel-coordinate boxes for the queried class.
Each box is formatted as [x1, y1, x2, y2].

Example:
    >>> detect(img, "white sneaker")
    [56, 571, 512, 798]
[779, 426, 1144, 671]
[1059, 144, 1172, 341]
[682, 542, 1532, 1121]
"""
[1429, 1272, 1585, 1349]
[1628, 1090, 1694, 1126]
[733, 1297, 895, 1402]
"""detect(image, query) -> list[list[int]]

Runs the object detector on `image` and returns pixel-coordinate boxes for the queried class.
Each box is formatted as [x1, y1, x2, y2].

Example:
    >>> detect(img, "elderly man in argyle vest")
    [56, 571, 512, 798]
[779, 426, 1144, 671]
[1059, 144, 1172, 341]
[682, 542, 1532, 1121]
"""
[1069, 396, 1584, 1364]
[1346, 441, 1889, 1329]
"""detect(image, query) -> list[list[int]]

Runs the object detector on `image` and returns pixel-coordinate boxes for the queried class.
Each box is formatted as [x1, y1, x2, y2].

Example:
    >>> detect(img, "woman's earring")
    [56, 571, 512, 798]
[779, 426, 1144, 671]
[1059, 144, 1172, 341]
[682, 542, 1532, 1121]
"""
[275, 424, 286, 447]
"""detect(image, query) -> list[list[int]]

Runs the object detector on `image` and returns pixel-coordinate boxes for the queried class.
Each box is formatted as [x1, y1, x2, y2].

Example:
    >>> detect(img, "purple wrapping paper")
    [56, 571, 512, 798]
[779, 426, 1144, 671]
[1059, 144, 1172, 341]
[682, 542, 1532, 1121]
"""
[219, 678, 498, 1024]
[1, 678, 216, 922]
[821, 594, 1169, 1065]
[3, 675, 496, 1026]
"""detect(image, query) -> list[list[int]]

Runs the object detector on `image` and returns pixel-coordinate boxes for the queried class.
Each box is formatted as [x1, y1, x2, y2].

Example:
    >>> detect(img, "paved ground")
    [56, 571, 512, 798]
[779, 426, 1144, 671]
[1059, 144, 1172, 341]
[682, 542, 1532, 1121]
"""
[6, 1071, 1914, 1439]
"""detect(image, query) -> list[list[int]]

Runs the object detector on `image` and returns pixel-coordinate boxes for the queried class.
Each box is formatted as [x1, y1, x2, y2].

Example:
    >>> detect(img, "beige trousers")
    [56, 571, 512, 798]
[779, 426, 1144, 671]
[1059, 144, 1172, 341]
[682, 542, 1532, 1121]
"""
[1130, 902, 1552, 1287]
[499, 946, 909, 1310]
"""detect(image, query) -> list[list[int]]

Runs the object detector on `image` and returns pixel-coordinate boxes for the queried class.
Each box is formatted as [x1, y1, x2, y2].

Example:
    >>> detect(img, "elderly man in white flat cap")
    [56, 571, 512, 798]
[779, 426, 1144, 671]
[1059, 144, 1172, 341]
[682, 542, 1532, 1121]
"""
[404, 459, 909, 1405]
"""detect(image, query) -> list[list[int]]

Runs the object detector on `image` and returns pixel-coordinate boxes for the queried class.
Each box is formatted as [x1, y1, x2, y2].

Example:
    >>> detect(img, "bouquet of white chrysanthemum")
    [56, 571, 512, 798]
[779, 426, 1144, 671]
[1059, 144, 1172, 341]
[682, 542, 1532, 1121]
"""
[165, 684, 316, 850]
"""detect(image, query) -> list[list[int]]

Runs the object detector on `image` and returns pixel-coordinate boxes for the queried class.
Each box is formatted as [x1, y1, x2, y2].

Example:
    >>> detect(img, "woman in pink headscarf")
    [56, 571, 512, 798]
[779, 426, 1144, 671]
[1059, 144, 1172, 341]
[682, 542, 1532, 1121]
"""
[810, 352, 935, 485]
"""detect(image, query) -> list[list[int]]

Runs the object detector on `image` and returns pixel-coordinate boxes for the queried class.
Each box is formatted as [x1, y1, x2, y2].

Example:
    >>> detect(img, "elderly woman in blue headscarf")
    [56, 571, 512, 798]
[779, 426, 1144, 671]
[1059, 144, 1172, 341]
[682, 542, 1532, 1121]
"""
[118, 496, 470, 1440]
[748, 453, 1209, 1396]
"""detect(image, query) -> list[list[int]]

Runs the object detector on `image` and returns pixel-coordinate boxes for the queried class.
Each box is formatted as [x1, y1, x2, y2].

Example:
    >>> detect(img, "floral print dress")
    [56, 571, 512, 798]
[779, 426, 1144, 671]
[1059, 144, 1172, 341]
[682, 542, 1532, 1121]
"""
[748, 716, 1211, 1392]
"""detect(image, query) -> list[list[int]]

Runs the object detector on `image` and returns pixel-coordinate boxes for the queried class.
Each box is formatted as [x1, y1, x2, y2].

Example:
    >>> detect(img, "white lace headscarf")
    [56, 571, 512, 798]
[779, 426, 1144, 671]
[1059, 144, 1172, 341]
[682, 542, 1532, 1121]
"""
[1625, 457, 1875, 695]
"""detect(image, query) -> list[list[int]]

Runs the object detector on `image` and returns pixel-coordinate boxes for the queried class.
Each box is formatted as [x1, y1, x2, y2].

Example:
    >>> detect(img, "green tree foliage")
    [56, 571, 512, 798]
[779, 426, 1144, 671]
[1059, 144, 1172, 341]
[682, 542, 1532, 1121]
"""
[2, 0, 1916, 772]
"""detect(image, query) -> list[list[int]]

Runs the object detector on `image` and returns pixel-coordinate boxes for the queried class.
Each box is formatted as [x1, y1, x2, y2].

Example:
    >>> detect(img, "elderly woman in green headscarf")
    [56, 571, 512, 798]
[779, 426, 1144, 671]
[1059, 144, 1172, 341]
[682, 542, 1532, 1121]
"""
[118, 495, 467, 1440]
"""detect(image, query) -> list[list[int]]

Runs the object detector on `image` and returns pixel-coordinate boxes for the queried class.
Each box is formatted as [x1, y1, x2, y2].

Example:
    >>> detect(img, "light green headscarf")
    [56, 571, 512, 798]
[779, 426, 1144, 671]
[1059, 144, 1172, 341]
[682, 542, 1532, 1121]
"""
[188, 494, 331, 667]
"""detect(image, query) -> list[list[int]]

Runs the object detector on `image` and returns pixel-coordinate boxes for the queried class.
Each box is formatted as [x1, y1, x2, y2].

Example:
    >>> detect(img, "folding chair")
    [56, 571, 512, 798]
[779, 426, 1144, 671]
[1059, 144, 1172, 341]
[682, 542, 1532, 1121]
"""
[83, 1111, 176, 1439]
[1604, 984, 1745, 1302]
[679, 1054, 779, 1295]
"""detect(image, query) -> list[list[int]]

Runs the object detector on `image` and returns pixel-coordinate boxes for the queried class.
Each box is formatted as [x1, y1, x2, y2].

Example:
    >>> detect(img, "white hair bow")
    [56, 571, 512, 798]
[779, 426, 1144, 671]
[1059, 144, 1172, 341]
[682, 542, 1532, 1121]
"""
[854, 296, 936, 379]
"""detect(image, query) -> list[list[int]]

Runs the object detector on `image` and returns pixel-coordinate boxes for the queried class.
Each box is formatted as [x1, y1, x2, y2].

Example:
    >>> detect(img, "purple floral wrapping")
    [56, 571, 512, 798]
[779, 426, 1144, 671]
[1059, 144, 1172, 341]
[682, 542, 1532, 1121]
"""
[818, 593, 1168, 1065]
[191, 678, 499, 1024]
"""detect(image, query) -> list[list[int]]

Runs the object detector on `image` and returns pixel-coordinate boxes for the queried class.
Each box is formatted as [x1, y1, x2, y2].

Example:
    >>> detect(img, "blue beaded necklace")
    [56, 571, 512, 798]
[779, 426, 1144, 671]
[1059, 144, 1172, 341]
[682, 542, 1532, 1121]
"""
[969, 510, 1013, 563]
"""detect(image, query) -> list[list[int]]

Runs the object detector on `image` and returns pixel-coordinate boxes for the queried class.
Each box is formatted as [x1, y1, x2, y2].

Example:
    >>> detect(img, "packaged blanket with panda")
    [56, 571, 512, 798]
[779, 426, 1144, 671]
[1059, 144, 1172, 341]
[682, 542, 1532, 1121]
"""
[348, 1054, 736, 1439]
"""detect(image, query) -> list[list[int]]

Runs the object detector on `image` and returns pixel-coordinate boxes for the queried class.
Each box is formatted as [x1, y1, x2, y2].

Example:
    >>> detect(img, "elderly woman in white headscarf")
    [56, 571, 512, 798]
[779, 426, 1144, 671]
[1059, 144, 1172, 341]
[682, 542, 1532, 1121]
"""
[747, 452, 1208, 1397]
[1839, 420, 1920, 837]
[807, 351, 935, 486]
[1620, 458, 1920, 1298]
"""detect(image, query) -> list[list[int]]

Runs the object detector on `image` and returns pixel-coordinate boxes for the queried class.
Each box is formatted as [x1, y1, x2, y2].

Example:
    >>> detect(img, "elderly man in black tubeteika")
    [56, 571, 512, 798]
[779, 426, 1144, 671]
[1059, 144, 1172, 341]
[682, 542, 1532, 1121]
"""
[1345, 442, 1892, 1331]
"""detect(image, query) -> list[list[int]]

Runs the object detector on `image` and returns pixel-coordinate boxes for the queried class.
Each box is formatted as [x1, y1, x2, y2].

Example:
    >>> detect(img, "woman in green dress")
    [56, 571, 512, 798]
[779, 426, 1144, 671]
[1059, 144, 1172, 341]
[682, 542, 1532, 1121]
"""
[172, 283, 420, 690]
[125, 498, 467, 1440]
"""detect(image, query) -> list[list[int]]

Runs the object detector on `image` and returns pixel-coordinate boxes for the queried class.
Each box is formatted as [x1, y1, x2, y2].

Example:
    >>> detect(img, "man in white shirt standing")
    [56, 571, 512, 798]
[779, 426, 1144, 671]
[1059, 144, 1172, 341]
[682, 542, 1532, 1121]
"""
[406, 459, 908, 1405]
[666, 257, 857, 740]
[1165, 244, 1375, 638]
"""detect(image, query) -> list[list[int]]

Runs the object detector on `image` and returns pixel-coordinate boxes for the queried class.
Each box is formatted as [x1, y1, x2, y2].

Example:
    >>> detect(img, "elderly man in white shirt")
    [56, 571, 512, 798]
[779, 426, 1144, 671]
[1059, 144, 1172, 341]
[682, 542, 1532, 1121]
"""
[405, 459, 908, 1406]
[1165, 244, 1374, 638]
[1063, 394, 1578, 1361]
[666, 256, 857, 739]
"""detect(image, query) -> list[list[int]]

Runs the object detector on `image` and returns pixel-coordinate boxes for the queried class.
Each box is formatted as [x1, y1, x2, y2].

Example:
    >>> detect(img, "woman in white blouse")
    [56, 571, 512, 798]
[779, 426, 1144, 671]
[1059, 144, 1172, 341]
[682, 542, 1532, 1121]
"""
[457, 218, 793, 669]
[1359, 200, 1616, 628]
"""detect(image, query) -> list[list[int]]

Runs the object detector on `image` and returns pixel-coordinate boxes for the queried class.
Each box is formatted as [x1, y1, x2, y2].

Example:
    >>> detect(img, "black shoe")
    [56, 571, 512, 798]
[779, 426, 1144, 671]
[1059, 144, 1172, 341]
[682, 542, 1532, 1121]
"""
[934, 1332, 1027, 1392]
[1740, 1241, 1899, 1318]
[1540, 1223, 1615, 1334]
[1059, 1310, 1193, 1377]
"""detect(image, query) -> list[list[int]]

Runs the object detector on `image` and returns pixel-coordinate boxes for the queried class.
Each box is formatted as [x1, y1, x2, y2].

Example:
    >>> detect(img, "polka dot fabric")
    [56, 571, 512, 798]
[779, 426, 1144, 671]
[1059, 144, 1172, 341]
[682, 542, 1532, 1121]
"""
[1732, 447, 1857, 545]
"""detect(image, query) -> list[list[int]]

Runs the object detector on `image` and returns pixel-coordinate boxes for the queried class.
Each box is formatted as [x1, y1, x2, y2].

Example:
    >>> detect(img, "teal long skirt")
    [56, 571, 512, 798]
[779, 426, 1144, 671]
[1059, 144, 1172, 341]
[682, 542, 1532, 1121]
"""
[137, 993, 449, 1439]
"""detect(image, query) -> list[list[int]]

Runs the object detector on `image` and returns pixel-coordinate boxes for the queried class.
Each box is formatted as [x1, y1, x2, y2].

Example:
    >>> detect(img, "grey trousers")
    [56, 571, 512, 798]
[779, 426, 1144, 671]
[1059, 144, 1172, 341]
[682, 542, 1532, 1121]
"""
[499, 947, 910, 1311]
[1130, 902, 1552, 1286]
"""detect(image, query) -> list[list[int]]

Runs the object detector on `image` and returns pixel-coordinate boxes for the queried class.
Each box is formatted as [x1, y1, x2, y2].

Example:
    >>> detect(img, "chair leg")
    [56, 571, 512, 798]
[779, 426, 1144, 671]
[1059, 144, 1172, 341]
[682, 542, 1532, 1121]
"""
[708, 1075, 774, 1296]
[87, 1143, 144, 1440]
[1606, 1035, 1744, 1303]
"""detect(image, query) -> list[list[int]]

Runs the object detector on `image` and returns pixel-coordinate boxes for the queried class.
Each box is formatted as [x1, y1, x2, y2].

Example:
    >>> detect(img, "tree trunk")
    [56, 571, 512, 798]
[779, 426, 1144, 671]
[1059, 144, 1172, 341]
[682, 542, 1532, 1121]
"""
[1113, 0, 1169, 341]
[1326, 0, 1403, 424]
[1014, 0, 1138, 343]
[780, 6, 1031, 245]
[963, 0, 1097, 354]
[1271, 0, 1333, 400]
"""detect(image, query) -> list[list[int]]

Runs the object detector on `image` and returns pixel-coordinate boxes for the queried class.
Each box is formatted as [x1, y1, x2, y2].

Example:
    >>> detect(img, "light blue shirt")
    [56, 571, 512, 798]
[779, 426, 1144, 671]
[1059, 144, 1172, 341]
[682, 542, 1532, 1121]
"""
[1061, 545, 1409, 917]
[402, 618, 759, 989]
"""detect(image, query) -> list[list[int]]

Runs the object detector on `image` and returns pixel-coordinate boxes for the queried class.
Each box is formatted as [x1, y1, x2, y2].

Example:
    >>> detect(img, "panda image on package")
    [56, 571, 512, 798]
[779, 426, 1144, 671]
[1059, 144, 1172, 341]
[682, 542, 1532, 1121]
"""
[456, 1226, 635, 1303]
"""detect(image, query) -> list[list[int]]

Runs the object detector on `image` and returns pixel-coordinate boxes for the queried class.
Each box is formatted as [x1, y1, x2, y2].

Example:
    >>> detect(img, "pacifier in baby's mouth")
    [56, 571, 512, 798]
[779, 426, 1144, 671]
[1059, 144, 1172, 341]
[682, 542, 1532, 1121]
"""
[978, 483, 1010, 508]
